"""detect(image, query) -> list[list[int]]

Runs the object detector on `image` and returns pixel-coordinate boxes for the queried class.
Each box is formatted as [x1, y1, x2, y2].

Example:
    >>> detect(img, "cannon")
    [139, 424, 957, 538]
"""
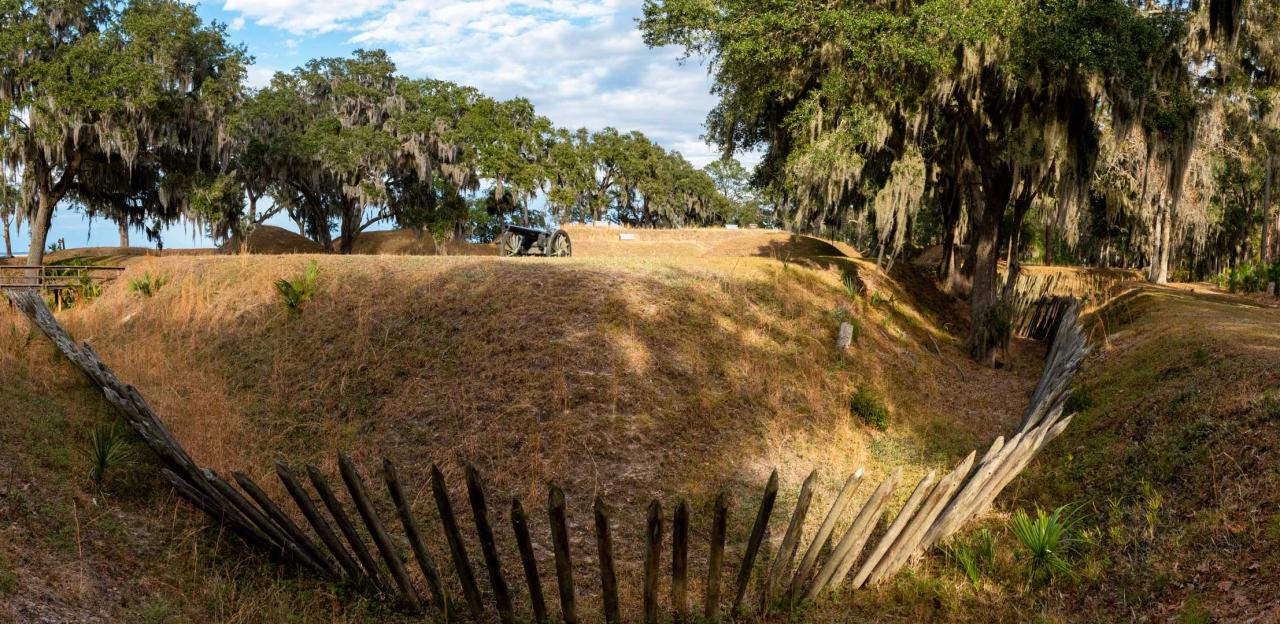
[498, 224, 572, 257]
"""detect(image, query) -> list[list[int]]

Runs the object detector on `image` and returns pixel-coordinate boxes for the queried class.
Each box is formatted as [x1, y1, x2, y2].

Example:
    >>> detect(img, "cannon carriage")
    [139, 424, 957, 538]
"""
[498, 224, 572, 257]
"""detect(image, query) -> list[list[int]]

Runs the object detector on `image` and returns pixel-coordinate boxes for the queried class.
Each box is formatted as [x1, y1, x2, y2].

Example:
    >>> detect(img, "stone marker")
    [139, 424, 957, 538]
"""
[837, 322, 854, 350]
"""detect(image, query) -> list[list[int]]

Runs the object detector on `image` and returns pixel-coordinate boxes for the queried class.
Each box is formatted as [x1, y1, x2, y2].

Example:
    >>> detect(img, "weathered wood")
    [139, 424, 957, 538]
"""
[671, 498, 690, 622]
[548, 484, 577, 624]
[275, 463, 368, 587]
[206, 468, 322, 573]
[731, 469, 779, 615]
[306, 464, 390, 594]
[233, 470, 339, 579]
[430, 464, 485, 621]
[703, 491, 729, 622]
[761, 469, 815, 612]
[464, 465, 515, 624]
[338, 454, 422, 612]
[866, 452, 974, 586]
[643, 499, 664, 624]
[511, 498, 548, 624]
[851, 470, 935, 589]
[383, 459, 450, 616]
[805, 469, 901, 598]
[789, 468, 863, 598]
[593, 497, 621, 624]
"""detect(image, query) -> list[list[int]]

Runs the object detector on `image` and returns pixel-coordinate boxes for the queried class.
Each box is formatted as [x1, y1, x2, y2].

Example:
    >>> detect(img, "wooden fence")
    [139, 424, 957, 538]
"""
[3, 287, 1087, 623]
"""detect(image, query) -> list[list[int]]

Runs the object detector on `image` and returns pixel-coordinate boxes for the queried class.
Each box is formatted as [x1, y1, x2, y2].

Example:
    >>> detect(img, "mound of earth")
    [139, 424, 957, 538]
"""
[339, 229, 497, 256]
[220, 225, 324, 254]
[562, 225, 858, 261]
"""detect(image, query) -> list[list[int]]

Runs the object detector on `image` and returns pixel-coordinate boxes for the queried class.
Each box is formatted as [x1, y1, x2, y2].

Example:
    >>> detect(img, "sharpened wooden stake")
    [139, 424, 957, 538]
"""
[233, 470, 339, 579]
[761, 469, 815, 612]
[672, 499, 690, 622]
[276, 463, 368, 587]
[805, 469, 901, 598]
[548, 484, 577, 624]
[307, 464, 390, 594]
[383, 459, 449, 616]
[338, 454, 422, 612]
[704, 491, 729, 622]
[732, 469, 779, 615]
[643, 499, 664, 624]
[430, 464, 485, 621]
[465, 465, 515, 624]
[789, 468, 863, 598]
[850, 470, 936, 589]
[512, 498, 548, 624]
[594, 497, 621, 624]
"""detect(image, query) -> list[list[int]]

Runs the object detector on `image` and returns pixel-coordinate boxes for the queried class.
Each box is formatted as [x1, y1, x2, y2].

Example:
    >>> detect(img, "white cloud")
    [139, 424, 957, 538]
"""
[245, 65, 278, 88]
[220, 0, 727, 165]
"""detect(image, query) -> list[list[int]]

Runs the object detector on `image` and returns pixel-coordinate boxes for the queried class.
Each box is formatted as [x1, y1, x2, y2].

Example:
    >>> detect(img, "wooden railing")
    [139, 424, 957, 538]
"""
[3, 287, 1088, 623]
[0, 264, 126, 289]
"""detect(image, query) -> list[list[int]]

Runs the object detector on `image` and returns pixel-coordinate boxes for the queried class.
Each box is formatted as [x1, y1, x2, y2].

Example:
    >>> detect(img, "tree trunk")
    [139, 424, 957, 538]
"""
[3, 216, 11, 258]
[26, 191, 56, 269]
[118, 218, 130, 248]
[938, 188, 961, 292]
[1148, 199, 1171, 284]
[966, 168, 1013, 366]
[1262, 155, 1273, 263]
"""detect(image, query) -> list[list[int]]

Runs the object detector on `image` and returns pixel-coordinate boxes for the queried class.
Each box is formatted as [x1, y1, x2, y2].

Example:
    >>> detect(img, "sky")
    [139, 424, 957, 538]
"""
[10, 0, 725, 255]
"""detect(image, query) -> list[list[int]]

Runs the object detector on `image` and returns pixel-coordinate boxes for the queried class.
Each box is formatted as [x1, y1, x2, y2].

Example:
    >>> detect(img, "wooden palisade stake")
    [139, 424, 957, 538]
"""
[338, 454, 422, 612]
[671, 499, 690, 622]
[731, 469, 779, 615]
[548, 484, 577, 624]
[643, 499, 664, 624]
[382, 459, 450, 616]
[704, 491, 729, 622]
[465, 465, 515, 624]
[512, 498, 548, 624]
[430, 463, 486, 620]
[594, 497, 621, 624]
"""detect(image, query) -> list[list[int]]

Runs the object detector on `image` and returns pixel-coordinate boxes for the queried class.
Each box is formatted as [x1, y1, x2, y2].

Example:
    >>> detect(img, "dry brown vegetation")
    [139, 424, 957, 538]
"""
[1, 237, 1274, 622]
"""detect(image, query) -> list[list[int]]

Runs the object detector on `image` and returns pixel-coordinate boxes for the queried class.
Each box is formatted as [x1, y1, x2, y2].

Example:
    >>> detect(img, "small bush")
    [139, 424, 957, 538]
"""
[1010, 504, 1084, 587]
[128, 272, 168, 297]
[275, 261, 320, 314]
[841, 267, 863, 299]
[1216, 260, 1280, 294]
[850, 384, 889, 430]
[85, 423, 133, 493]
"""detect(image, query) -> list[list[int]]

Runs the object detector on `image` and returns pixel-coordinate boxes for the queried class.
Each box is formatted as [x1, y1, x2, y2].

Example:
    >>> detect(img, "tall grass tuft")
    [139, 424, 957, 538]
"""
[86, 423, 133, 493]
[128, 272, 168, 297]
[944, 528, 994, 588]
[1010, 504, 1083, 586]
[275, 261, 320, 314]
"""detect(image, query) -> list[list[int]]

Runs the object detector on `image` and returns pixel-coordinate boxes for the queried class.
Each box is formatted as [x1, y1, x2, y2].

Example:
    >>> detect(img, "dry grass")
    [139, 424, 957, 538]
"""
[1, 251, 1053, 622]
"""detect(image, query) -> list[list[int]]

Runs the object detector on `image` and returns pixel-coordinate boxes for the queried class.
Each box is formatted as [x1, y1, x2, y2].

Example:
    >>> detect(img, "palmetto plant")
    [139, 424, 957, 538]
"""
[128, 272, 168, 297]
[275, 261, 320, 314]
[87, 423, 133, 493]
[1011, 504, 1083, 586]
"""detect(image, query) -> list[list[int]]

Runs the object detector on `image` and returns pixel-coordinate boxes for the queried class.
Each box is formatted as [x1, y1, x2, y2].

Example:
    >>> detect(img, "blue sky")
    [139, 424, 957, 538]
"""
[12, 0, 724, 254]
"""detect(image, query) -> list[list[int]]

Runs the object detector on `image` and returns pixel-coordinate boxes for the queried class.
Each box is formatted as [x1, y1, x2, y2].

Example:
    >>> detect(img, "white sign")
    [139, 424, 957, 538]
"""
[619, 233, 637, 241]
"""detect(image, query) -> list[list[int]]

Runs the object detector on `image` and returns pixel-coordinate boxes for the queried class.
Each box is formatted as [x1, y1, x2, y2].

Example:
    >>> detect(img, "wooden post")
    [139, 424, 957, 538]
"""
[383, 459, 450, 616]
[671, 499, 690, 622]
[731, 469, 778, 615]
[232, 471, 338, 579]
[512, 498, 548, 624]
[805, 469, 901, 598]
[430, 464, 486, 621]
[643, 499, 664, 624]
[465, 465, 515, 624]
[703, 491, 729, 622]
[789, 468, 863, 598]
[850, 470, 935, 589]
[276, 462, 368, 587]
[594, 497, 622, 624]
[548, 484, 578, 624]
[206, 469, 322, 573]
[338, 454, 423, 612]
[761, 469, 815, 612]
[306, 464, 390, 594]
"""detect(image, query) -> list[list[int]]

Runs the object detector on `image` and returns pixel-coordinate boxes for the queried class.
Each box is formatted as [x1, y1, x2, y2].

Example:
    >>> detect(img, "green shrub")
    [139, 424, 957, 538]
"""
[1217, 260, 1280, 294]
[85, 423, 133, 493]
[841, 267, 863, 299]
[850, 384, 889, 430]
[275, 261, 321, 314]
[1011, 504, 1084, 587]
[128, 272, 168, 297]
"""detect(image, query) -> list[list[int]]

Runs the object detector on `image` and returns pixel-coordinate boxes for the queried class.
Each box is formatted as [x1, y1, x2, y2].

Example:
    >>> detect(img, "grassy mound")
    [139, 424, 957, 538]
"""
[1, 253, 1052, 621]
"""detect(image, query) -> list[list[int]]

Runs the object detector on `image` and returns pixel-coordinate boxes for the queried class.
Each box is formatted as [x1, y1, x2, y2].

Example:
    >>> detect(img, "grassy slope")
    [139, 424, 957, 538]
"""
[4, 251, 1274, 622]
[1, 253, 1046, 622]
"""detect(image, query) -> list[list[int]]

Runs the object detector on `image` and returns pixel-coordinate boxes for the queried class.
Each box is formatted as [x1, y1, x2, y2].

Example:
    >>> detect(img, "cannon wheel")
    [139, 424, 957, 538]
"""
[499, 230, 523, 257]
[547, 229, 572, 257]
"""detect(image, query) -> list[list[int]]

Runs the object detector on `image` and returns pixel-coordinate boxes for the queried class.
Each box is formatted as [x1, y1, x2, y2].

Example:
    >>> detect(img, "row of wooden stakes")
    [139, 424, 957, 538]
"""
[4, 288, 1087, 623]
